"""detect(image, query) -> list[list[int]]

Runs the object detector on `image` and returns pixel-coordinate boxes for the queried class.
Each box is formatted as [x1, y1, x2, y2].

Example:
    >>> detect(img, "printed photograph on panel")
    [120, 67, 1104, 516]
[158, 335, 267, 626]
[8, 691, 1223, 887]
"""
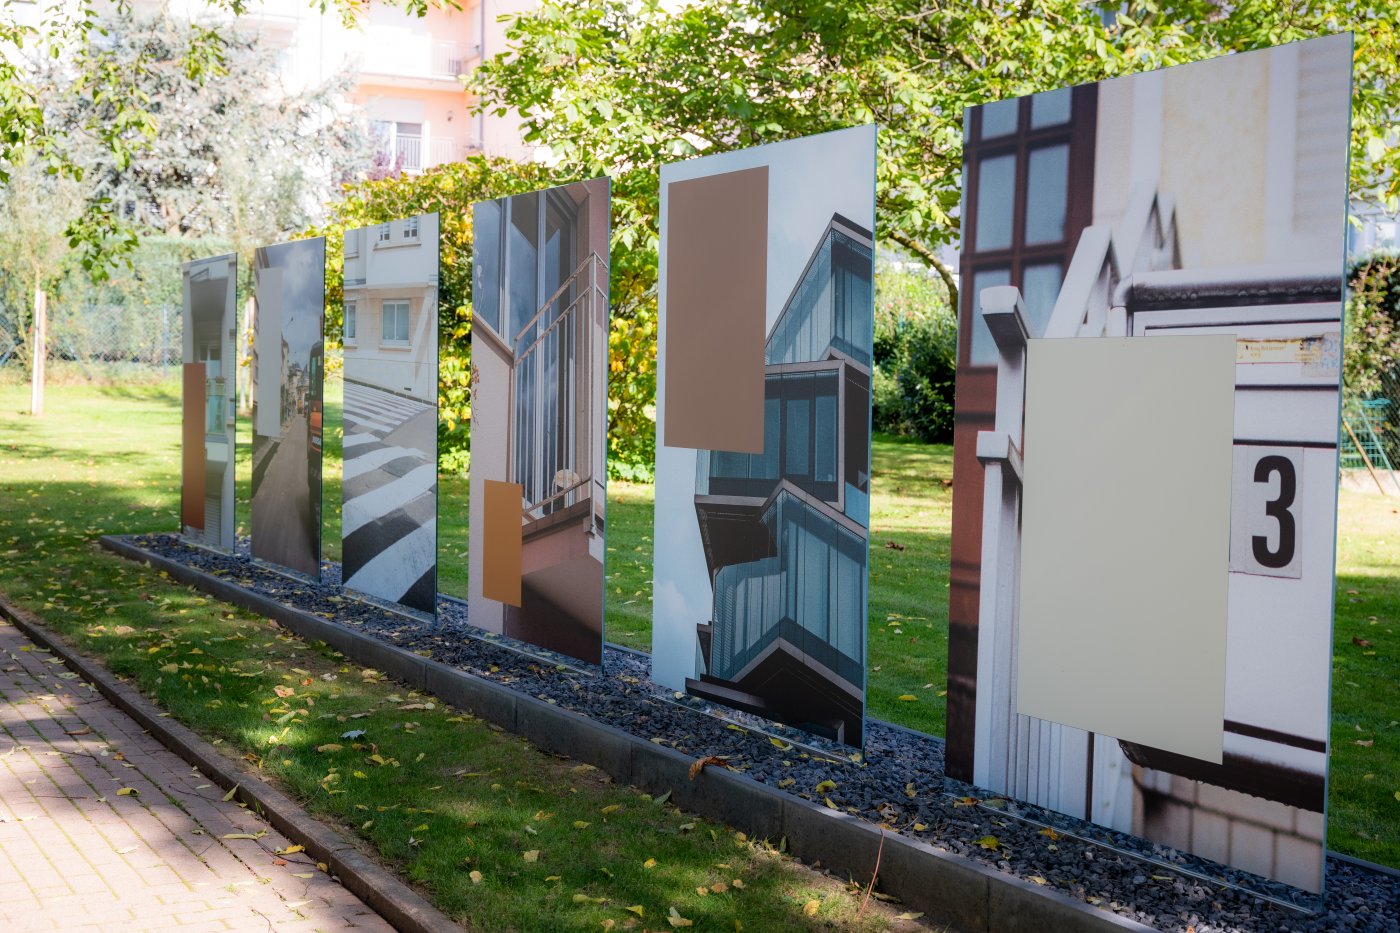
[341, 214, 440, 615]
[468, 178, 610, 665]
[944, 36, 1351, 894]
[251, 237, 327, 579]
[651, 126, 876, 748]
[181, 253, 238, 551]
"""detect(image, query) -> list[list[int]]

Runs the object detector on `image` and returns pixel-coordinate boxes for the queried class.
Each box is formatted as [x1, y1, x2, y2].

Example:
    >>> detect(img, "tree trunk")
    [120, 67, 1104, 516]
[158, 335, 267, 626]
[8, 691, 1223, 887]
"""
[29, 286, 46, 417]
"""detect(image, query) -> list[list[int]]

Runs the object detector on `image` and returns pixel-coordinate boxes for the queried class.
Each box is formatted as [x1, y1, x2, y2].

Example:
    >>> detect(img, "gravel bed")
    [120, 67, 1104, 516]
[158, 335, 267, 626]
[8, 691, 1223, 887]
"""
[130, 533, 1399, 933]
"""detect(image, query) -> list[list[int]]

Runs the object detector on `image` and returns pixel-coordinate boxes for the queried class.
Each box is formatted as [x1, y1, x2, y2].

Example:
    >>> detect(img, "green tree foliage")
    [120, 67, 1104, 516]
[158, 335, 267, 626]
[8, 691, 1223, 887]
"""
[45, 11, 368, 245]
[307, 158, 550, 473]
[873, 259, 957, 443]
[471, 0, 1400, 443]
[0, 0, 447, 279]
[1345, 252, 1400, 403]
[308, 157, 662, 477]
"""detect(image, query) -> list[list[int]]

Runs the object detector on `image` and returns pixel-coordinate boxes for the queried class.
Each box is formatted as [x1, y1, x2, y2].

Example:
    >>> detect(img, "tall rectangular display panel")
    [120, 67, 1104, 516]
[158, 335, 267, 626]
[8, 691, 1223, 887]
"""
[341, 214, 440, 615]
[651, 126, 877, 748]
[180, 253, 238, 551]
[944, 36, 1352, 896]
[251, 238, 327, 580]
[468, 179, 610, 665]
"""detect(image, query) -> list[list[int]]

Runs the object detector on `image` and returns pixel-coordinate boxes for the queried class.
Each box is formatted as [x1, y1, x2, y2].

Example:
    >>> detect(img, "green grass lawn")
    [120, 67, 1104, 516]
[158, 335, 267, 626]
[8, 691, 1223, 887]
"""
[0, 379, 929, 933]
[3, 378, 1398, 875]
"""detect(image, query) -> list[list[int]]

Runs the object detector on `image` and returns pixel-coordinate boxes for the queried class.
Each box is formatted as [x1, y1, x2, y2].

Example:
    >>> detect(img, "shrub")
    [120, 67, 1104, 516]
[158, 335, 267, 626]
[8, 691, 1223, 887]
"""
[872, 261, 958, 443]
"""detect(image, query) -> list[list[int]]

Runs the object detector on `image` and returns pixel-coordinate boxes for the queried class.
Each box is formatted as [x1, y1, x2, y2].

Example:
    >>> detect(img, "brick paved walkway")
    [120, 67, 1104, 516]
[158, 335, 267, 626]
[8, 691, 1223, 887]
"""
[0, 619, 395, 932]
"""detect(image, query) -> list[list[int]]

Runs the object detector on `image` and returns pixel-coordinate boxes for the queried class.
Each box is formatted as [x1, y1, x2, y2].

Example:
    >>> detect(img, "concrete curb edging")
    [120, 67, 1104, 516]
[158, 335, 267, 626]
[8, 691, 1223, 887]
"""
[99, 534, 1159, 933]
[0, 589, 465, 933]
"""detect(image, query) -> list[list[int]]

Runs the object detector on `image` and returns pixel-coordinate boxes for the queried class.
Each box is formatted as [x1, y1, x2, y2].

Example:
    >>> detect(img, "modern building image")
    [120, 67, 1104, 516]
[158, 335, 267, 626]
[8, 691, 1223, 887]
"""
[686, 214, 873, 745]
[948, 36, 1351, 893]
[468, 178, 609, 664]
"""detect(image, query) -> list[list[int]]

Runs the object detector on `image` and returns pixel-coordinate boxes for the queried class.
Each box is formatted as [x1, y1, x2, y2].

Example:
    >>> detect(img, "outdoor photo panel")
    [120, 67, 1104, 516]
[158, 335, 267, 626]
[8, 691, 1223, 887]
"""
[945, 36, 1351, 894]
[651, 126, 876, 748]
[341, 214, 440, 615]
[251, 237, 327, 580]
[180, 253, 238, 551]
[467, 179, 610, 665]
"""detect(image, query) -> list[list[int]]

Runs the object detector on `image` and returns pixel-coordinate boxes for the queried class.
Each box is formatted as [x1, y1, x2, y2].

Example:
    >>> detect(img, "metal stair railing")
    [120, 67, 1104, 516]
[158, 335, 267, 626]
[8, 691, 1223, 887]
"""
[509, 252, 608, 523]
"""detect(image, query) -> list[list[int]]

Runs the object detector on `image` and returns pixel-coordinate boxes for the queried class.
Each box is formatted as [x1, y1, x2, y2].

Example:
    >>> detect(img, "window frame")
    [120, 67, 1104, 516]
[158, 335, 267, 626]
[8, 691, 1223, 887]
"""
[380, 299, 412, 346]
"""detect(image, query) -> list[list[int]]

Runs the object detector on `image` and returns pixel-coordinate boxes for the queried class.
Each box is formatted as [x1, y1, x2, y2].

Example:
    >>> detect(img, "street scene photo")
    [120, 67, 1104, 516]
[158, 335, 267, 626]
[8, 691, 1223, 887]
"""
[251, 237, 327, 579]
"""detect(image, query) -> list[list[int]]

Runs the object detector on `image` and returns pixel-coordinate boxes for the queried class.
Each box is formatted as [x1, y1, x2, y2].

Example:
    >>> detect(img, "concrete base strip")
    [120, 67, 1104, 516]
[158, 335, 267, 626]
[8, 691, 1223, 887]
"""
[0, 585, 465, 933]
[99, 534, 1157, 933]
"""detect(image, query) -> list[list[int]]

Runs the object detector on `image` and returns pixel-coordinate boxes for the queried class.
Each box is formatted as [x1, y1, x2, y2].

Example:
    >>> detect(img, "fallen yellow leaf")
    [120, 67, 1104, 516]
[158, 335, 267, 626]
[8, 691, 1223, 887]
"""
[469, 870, 483, 884]
[600, 804, 622, 815]
[643, 857, 657, 869]
[667, 906, 693, 928]
[897, 694, 918, 702]
[803, 899, 820, 916]
[814, 779, 837, 793]
[625, 905, 645, 918]
[573, 821, 591, 829]
[276, 844, 305, 856]
[522, 850, 540, 862]
[977, 835, 1000, 851]
[116, 787, 137, 797]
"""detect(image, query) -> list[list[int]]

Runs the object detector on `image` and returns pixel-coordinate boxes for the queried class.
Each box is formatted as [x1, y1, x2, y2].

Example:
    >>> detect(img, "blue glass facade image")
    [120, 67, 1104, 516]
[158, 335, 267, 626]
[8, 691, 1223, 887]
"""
[688, 214, 873, 745]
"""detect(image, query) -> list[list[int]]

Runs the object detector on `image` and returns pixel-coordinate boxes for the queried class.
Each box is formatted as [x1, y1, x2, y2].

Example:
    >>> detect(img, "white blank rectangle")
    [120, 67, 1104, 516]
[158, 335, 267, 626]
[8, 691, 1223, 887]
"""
[1017, 335, 1235, 764]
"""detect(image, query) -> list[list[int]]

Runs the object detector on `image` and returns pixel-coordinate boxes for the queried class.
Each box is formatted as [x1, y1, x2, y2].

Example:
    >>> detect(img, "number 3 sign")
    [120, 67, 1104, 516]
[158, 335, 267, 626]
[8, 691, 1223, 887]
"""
[1230, 445, 1303, 579]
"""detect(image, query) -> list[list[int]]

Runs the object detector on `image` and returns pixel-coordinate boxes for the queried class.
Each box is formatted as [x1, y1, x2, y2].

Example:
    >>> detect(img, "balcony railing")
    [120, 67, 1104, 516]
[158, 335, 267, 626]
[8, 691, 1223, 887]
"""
[364, 38, 478, 81]
[374, 134, 472, 174]
[510, 252, 608, 521]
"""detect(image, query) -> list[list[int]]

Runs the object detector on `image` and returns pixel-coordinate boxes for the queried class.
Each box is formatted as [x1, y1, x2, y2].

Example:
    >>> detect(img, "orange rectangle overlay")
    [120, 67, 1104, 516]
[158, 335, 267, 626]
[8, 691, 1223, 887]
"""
[181, 362, 206, 531]
[664, 166, 768, 453]
[482, 480, 523, 606]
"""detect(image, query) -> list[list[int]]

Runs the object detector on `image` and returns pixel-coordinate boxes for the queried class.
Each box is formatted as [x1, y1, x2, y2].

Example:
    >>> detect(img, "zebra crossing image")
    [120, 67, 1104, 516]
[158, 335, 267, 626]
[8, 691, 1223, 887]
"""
[341, 380, 437, 614]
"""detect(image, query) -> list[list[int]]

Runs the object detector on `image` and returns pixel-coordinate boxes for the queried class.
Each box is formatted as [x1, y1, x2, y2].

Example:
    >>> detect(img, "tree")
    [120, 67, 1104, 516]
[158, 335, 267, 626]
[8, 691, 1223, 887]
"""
[46, 11, 368, 246]
[471, 0, 1400, 448]
[0, 0, 448, 279]
[475, 0, 1399, 307]
[0, 150, 85, 411]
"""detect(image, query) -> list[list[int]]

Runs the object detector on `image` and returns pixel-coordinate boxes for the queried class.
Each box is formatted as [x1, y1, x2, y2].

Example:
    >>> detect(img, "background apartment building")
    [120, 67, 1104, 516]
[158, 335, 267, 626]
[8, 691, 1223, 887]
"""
[138, 0, 536, 171]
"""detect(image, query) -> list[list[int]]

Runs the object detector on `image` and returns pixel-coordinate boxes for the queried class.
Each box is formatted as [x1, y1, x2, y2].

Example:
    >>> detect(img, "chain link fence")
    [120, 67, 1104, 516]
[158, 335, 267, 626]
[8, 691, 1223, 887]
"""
[0, 301, 183, 382]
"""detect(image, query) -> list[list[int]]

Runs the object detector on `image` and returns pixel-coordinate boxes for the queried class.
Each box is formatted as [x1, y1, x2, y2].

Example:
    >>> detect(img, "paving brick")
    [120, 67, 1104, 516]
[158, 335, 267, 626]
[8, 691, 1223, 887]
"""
[0, 620, 395, 933]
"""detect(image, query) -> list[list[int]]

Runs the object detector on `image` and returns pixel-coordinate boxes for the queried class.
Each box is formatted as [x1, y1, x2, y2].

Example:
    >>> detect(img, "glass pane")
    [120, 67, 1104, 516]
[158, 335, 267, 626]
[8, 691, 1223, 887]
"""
[1030, 87, 1072, 128]
[966, 268, 1011, 366]
[1025, 144, 1069, 245]
[473, 200, 502, 336]
[980, 98, 1019, 138]
[815, 393, 837, 484]
[975, 154, 1016, 251]
[507, 191, 539, 343]
[1022, 263, 1064, 337]
[786, 398, 810, 477]
[544, 193, 575, 324]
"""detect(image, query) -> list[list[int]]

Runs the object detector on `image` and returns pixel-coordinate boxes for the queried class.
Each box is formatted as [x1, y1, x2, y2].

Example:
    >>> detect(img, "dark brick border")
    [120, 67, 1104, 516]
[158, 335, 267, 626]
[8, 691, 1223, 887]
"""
[99, 533, 1159, 933]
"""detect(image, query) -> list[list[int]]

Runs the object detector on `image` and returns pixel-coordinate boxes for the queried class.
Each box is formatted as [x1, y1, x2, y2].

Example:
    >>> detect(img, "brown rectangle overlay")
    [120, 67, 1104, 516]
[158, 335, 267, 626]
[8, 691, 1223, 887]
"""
[181, 362, 206, 530]
[482, 480, 523, 606]
[664, 166, 768, 453]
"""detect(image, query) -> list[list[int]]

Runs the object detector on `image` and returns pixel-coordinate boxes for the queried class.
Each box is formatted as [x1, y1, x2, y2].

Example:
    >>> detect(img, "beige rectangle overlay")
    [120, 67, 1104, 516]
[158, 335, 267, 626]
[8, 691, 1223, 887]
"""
[1017, 335, 1235, 764]
[663, 166, 768, 453]
[482, 480, 523, 607]
[181, 363, 206, 531]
